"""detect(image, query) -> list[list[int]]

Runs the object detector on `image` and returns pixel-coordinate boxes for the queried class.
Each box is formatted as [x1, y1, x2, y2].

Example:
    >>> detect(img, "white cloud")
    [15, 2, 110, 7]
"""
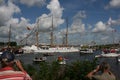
[57, 11, 86, 44]
[37, 0, 64, 31]
[106, 0, 120, 9]
[73, 11, 86, 19]
[0, 0, 34, 43]
[0, 1, 20, 26]
[69, 11, 86, 34]
[0, 0, 28, 42]
[19, 0, 46, 7]
[0, 0, 64, 44]
[12, 17, 34, 41]
[92, 21, 107, 32]
[109, 0, 120, 7]
[59, 11, 86, 38]
[0, 17, 34, 42]
[70, 20, 85, 33]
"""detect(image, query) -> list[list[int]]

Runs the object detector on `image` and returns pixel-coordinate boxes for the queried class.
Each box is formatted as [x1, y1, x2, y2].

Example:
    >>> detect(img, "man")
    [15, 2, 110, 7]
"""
[86, 62, 116, 80]
[0, 49, 32, 80]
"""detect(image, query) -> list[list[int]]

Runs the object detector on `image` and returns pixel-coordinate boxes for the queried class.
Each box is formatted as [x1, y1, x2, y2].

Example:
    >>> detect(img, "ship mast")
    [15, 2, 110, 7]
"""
[65, 18, 68, 47]
[50, 15, 54, 47]
[36, 19, 39, 48]
[8, 24, 11, 48]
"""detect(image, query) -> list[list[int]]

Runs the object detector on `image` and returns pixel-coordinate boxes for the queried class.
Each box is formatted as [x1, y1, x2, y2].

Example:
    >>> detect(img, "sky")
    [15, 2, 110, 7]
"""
[0, 0, 120, 45]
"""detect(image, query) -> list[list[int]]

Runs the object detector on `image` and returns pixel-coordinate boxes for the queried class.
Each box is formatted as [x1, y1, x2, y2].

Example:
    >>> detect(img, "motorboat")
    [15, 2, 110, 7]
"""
[95, 53, 120, 58]
[0, 52, 2, 55]
[79, 48, 94, 54]
[33, 56, 47, 63]
[57, 56, 66, 65]
[58, 60, 66, 65]
[95, 49, 120, 58]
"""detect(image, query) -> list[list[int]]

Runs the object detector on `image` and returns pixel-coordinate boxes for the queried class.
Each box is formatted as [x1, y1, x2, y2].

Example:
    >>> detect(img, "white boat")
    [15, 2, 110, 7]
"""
[79, 48, 94, 54]
[0, 52, 2, 55]
[33, 56, 47, 63]
[22, 45, 79, 53]
[59, 60, 66, 65]
[118, 59, 120, 62]
[95, 53, 120, 58]
[95, 51, 120, 58]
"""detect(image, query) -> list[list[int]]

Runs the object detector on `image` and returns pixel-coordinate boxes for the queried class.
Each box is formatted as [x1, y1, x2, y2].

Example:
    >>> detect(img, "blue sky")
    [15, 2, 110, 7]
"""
[0, 0, 120, 45]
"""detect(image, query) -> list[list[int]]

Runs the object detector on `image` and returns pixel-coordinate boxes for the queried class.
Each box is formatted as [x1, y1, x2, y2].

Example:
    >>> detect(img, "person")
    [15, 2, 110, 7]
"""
[86, 62, 116, 80]
[0, 49, 32, 80]
[57, 56, 63, 62]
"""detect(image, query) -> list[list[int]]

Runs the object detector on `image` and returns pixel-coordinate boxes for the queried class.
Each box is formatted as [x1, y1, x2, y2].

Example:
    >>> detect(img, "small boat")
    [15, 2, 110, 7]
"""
[95, 49, 120, 64]
[0, 52, 2, 55]
[95, 49, 120, 58]
[95, 53, 120, 58]
[33, 57, 47, 63]
[58, 60, 66, 65]
[57, 56, 66, 65]
[118, 59, 120, 62]
[79, 48, 94, 54]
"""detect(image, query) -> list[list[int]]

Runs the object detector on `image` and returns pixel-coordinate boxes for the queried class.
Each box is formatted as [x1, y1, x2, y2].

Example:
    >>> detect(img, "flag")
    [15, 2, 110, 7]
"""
[27, 26, 31, 30]
[107, 17, 112, 25]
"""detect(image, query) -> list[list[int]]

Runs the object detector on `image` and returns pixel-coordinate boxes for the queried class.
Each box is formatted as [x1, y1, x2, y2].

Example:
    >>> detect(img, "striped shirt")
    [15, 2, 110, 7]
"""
[0, 66, 32, 80]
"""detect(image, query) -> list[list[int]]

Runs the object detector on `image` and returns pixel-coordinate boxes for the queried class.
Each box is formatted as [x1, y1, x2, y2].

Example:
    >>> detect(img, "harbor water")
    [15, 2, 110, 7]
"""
[16, 50, 120, 80]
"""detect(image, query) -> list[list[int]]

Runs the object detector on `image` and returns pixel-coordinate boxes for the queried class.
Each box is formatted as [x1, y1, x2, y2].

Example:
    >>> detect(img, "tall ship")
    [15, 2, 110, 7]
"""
[21, 16, 79, 53]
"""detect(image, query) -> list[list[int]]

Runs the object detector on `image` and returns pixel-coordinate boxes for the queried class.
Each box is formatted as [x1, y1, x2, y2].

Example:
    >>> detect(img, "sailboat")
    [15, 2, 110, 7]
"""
[22, 17, 79, 53]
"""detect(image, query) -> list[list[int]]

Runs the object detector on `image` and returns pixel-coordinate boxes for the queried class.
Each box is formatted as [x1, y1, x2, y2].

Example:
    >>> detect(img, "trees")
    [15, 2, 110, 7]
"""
[25, 60, 97, 80]
[0, 41, 17, 46]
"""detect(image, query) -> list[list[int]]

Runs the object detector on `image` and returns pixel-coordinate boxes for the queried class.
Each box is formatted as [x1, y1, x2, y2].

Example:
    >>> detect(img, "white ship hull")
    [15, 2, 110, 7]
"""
[22, 45, 79, 53]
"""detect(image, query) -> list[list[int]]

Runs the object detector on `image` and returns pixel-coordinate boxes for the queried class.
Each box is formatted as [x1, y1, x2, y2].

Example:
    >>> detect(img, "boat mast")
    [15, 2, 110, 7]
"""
[8, 24, 11, 48]
[50, 15, 54, 47]
[36, 19, 39, 48]
[65, 18, 68, 47]
[112, 30, 115, 45]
